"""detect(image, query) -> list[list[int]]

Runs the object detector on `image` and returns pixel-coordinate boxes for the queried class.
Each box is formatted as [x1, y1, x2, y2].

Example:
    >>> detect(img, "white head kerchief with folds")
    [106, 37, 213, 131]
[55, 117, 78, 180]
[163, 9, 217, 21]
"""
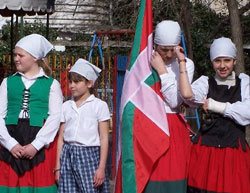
[15, 34, 53, 59]
[154, 20, 181, 46]
[210, 37, 236, 61]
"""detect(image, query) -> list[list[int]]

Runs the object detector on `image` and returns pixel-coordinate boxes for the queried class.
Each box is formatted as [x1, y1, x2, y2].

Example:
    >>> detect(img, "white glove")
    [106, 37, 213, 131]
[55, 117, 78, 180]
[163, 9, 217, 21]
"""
[207, 98, 227, 114]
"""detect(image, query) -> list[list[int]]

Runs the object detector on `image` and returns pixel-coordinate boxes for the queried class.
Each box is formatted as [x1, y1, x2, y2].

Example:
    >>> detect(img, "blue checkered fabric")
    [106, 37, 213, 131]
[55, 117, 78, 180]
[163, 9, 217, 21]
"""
[58, 144, 110, 193]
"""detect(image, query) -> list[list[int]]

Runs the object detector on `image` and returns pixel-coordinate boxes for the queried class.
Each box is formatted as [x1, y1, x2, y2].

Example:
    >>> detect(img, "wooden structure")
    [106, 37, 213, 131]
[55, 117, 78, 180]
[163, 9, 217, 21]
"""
[0, 0, 56, 67]
[23, 0, 110, 41]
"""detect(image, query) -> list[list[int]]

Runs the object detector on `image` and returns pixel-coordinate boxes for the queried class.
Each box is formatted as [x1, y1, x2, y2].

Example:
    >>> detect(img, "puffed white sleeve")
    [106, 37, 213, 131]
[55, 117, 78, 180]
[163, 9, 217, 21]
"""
[0, 78, 19, 151]
[60, 102, 67, 123]
[160, 58, 194, 109]
[223, 73, 250, 126]
[97, 100, 110, 122]
[31, 79, 63, 150]
[184, 75, 209, 108]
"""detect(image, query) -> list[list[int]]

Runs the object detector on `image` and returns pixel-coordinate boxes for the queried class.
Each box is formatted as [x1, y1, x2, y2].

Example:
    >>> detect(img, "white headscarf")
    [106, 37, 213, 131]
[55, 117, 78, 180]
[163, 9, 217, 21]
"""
[15, 34, 53, 59]
[154, 20, 181, 46]
[69, 58, 101, 84]
[210, 37, 236, 61]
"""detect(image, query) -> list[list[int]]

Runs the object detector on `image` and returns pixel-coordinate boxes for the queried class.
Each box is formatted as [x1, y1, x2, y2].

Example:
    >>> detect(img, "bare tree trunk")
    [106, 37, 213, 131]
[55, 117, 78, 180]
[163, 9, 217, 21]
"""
[226, 0, 249, 143]
[209, 1, 250, 39]
[226, 0, 245, 74]
[179, 0, 193, 60]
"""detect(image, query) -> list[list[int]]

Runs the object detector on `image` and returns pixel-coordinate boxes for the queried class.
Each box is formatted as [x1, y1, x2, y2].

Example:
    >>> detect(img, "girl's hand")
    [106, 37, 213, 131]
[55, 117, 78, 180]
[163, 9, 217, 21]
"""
[22, 144, 38, 159]
[93, 167, 105, 187]
[150, 51, 167, 75]
[11, 144, 24, 158]
[174, 46, 186, 61]
[54, 169, 60, 184]
[203, 99, 209, 113]
[203, 98, 226, 114]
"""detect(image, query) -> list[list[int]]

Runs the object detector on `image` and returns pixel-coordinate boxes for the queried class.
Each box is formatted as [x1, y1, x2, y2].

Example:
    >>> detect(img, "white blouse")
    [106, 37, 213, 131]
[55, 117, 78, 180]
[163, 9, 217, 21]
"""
[160, 57, 194, 113]
[61, 95, 110, 146]
[0, 68, 63, 151]
[185, 73, 250, 126]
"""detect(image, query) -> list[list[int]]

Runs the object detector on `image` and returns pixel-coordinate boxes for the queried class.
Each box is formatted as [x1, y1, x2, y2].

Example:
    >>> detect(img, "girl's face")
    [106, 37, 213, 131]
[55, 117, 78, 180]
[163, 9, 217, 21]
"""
[14, 47, 37, 73]
[69, 79, 93, 99]
[155, 45, 175, 62]
[212, 57, 236, 78]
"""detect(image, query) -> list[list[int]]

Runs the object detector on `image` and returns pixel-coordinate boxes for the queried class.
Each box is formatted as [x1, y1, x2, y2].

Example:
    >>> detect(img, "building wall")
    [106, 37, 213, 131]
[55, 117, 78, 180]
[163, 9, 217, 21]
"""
[23, 0, 110, 34]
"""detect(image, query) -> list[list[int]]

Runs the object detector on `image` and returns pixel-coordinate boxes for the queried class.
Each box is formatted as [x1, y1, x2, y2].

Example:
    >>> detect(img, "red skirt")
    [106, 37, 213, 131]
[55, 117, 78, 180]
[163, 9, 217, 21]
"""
[0, 137, 58, 193]
[144, 113, 191, 193]
[188, 138, 250, 193]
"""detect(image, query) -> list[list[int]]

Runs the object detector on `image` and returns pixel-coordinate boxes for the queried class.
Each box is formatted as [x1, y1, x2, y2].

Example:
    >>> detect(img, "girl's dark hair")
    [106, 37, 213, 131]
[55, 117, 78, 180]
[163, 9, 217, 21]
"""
[69, 72, 87, 82]
[69, 72, 94, 94]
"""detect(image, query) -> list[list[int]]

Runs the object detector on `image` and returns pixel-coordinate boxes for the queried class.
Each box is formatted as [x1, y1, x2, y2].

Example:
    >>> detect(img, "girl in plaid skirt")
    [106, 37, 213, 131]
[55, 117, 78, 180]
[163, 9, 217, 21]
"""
[55, 58, 110, 193]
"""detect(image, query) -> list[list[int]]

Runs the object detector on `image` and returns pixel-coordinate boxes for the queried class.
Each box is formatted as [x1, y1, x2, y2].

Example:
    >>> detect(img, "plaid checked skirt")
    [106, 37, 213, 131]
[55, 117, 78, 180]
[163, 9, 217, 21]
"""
[58, 144, 110, 193]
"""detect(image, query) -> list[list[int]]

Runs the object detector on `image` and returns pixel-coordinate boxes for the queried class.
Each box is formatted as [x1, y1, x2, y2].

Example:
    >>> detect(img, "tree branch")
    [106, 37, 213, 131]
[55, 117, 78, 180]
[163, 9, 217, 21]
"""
[209, 1, 250, 39]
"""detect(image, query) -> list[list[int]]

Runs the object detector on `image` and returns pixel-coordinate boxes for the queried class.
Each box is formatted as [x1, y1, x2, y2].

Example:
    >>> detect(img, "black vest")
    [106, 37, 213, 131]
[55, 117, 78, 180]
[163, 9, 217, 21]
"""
[193, 76, 246, 151]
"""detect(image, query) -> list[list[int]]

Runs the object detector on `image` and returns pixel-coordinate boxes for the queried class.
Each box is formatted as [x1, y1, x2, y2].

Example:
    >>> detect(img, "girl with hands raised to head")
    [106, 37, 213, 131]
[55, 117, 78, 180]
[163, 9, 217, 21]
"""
[146, 20, 194, 193]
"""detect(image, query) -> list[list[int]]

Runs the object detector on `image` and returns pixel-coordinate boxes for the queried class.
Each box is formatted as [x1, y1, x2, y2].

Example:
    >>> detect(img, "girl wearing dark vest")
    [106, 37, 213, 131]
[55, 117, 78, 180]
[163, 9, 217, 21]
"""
[179, 37, 250, 193]
[0, 34, 63, 193]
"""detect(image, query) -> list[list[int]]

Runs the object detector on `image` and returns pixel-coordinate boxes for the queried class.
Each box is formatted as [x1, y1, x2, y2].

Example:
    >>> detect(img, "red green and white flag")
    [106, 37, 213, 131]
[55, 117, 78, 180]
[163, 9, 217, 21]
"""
[114, 0, 170, 192]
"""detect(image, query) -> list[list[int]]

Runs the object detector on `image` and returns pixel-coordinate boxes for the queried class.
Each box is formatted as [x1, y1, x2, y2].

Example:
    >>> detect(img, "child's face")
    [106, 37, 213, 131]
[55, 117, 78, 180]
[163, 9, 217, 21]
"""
[69, 79, 93, 99]
[14, 47, 37, 73]
[212, 57, 236, 79]
[155, 45, 175, 62]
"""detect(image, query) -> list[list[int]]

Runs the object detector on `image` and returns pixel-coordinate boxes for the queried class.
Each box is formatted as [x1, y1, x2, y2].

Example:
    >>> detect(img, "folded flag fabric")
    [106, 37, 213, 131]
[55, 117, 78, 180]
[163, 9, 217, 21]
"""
[114, 0, 170, 192]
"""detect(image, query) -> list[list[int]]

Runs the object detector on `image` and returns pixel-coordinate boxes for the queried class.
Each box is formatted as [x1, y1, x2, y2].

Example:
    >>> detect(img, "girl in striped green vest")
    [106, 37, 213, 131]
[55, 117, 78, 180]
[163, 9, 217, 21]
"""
[0, 34, 63, 193]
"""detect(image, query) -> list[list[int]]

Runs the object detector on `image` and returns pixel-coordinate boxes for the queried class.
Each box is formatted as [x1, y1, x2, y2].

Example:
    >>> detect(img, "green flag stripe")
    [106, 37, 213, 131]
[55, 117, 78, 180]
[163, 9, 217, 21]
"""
[144, 179, 188, 193]
[0, 184, 57, 193]
[127, 0, 146, 71]
[121, 102, 137, 193]
[144, 69, 160, 87]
